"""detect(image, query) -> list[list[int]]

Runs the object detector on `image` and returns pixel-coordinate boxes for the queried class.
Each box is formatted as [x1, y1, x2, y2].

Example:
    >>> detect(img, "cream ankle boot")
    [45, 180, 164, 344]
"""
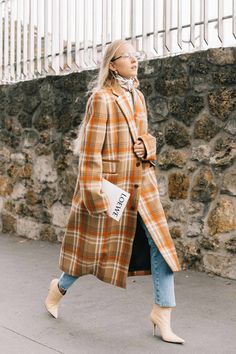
[45, 279, 64, 318]
[150, 304, 185, 344]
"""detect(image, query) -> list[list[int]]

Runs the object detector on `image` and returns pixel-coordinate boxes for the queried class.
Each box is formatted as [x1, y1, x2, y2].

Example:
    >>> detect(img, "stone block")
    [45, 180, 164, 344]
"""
[191, 145, 211, 163]
[186, 219, 203, 238]
[168, 172, 190, 200]
[224, 117, 236, 136]
[0, 147, 11, 162]
[193, 114, 220, 141]
[212, 66, 236, 85]
[208, 88, 236, 121]
[183, 242, 201, 266]
[33, 155, 58, 183]
[22, 129, 39, 147]
[169, 225, 183, 239]
[10, 153, 26, 165]
[51, 202, 70, 228]
[0, 176, 13, 196]
[169, 96, 204, 126]
[32, 206, 51, 223]
[153, 131, 164, 153]
[156, 175, 167, 197]
[35, 144, 51, 156]
[201, 236, 220, 251]
[2, 213, 16, 233]
[0, 197, 4, 213]
[157, 149, 188, 170]
[42, 187, 58, 209]
[222, 169, 236, 196]
[18, 112, 32, 128]
[155, 62, 189, 96]
[11, 183, 26, 200]
[191, 167, 218, 202]
[33, 110, 54, 132]
[147, 96, 169, 123]
[40, 225, 57, 242]
[225, 235, 236, 253]
[210, 145, 236, 168]
[139, 79, 153, 97]
[203, 253, 236, 279]
[61, 173, 77, 205]
[207, 48, 235, 65]
[188, 202, 204, 215]
[168, 201, 188, 222]
[165, 121, 190, 148]
[207, 198, 236, 235]
[17, 218, 41, 239]
[7, 163, 32, 179]
[25, 189, 41, 205]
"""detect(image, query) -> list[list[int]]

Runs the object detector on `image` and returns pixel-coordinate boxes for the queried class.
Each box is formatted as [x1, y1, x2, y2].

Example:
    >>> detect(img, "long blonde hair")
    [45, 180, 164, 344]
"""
[73, 39, 139, 156]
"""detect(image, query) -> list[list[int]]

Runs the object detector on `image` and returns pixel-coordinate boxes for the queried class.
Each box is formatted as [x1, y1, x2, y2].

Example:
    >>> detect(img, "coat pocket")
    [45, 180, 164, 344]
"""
[102, 160, 118, 174]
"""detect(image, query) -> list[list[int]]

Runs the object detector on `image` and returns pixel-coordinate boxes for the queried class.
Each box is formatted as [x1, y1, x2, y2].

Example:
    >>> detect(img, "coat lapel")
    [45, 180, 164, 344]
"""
[111, 87, 138, 143]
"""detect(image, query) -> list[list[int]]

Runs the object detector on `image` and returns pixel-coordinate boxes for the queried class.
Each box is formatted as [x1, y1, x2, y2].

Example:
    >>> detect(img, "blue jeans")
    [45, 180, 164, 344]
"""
[138, 214, 176, 307]
[58, 213, 176, 307]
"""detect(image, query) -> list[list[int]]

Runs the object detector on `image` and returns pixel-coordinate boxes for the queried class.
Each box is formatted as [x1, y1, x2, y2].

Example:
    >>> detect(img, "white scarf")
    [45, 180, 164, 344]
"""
[113, 73, 135, 92]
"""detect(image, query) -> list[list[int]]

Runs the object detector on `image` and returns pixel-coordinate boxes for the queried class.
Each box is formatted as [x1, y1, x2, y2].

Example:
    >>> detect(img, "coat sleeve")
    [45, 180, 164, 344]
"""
[136, 90, 157, 163]
[78, 92, 109, 215]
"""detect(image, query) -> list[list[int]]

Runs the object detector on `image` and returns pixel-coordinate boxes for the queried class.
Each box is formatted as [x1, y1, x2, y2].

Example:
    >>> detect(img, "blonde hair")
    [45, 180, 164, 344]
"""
[73, 39, 139, 156]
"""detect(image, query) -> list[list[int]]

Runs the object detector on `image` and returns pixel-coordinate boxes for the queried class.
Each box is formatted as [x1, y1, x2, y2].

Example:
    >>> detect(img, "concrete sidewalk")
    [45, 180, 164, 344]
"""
[0, 233, 236, 354]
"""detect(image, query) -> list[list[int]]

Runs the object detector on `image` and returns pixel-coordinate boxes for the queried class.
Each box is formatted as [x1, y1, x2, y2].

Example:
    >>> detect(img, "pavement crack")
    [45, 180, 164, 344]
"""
[0, 325, 64, 353]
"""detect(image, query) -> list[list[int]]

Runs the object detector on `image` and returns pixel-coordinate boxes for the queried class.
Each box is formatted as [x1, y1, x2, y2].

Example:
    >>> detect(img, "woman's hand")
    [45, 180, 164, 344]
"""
[134, 140, 146, 159]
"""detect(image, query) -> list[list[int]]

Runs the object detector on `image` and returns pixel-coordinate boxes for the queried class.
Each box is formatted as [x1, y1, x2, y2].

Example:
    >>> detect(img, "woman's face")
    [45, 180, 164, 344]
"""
[109, 43, 138, 79]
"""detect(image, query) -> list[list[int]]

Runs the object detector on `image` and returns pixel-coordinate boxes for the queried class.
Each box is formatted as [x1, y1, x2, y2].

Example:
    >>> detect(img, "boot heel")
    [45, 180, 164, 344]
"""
[152, 323, 156, 337]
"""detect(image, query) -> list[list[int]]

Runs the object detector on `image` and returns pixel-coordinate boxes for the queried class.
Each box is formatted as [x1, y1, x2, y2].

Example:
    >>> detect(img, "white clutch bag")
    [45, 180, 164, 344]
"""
[101, 178, 130, 221]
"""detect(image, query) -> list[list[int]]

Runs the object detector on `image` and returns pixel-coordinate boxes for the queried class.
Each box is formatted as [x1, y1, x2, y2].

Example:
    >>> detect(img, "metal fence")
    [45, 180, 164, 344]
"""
[0, 0, 236, 84]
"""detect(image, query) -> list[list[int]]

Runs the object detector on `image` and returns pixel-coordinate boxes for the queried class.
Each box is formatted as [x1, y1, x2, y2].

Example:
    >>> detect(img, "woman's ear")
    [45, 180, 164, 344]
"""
[109, 62, 116, 72]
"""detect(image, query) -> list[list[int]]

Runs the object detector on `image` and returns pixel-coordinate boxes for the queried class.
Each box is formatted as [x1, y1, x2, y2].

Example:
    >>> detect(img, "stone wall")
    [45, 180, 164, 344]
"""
[0, 47, 236, 279]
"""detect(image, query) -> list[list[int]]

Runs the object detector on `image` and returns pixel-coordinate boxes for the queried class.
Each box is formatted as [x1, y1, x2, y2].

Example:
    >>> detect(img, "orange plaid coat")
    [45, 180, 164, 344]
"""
[59, 86, 181, 288]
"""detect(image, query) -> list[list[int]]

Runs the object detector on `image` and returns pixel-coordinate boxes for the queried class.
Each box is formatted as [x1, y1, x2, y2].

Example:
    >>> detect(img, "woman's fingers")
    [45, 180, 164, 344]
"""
[134, 144, 144, 151]
[134, 150, 144, 155]
[134, 145, 143, 150]
[134, 140, 145, 158]
[135, 150, 144, 157]
[134, 140, 144, 148]
[134, 145, 145, 153]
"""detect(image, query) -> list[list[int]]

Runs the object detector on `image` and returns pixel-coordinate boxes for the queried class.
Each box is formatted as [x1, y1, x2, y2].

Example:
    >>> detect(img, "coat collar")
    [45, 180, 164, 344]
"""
[110, 86, 139, 143]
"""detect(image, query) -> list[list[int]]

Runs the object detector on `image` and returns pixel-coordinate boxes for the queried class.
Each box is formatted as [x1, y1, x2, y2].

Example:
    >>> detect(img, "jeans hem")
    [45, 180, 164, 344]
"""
[155, 301, 176, 307]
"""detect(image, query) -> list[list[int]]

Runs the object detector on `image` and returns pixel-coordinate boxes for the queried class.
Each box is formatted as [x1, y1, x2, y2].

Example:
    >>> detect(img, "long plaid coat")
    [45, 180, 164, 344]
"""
[59, 86, 181, 288]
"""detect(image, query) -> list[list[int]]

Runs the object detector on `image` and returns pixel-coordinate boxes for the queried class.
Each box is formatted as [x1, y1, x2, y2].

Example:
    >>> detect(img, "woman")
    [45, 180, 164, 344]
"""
[45, 39, 185, 344]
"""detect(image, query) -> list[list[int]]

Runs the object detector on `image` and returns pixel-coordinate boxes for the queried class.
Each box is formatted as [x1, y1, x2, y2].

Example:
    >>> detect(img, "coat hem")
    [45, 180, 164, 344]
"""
[128, 270, 151, 276]
[59, 264, 127, 289]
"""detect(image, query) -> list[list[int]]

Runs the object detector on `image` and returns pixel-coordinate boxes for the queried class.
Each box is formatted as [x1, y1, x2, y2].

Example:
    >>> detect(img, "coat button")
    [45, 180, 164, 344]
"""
[131, 206, 135, 211]
[134, 184, 139, 188]
[136, 162, 141, 167]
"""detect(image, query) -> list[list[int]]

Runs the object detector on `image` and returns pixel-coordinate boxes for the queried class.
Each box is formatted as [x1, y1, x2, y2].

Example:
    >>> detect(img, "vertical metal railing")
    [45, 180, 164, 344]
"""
[0, 3, 2, 80]
[0, 0, 236, 84]
[234, 0, 236, 37]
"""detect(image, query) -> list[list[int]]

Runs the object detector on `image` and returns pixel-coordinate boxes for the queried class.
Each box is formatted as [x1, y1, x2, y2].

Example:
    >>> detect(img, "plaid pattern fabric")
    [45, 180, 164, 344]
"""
[59, 87, 181, 289]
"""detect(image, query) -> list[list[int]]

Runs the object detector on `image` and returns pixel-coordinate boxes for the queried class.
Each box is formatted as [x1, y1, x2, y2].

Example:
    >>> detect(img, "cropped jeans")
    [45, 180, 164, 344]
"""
[58, 213, 176, 307]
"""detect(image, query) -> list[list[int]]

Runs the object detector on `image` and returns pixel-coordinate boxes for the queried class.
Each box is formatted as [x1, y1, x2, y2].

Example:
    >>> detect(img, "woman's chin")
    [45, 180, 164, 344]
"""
[122, 73, 136, 79]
